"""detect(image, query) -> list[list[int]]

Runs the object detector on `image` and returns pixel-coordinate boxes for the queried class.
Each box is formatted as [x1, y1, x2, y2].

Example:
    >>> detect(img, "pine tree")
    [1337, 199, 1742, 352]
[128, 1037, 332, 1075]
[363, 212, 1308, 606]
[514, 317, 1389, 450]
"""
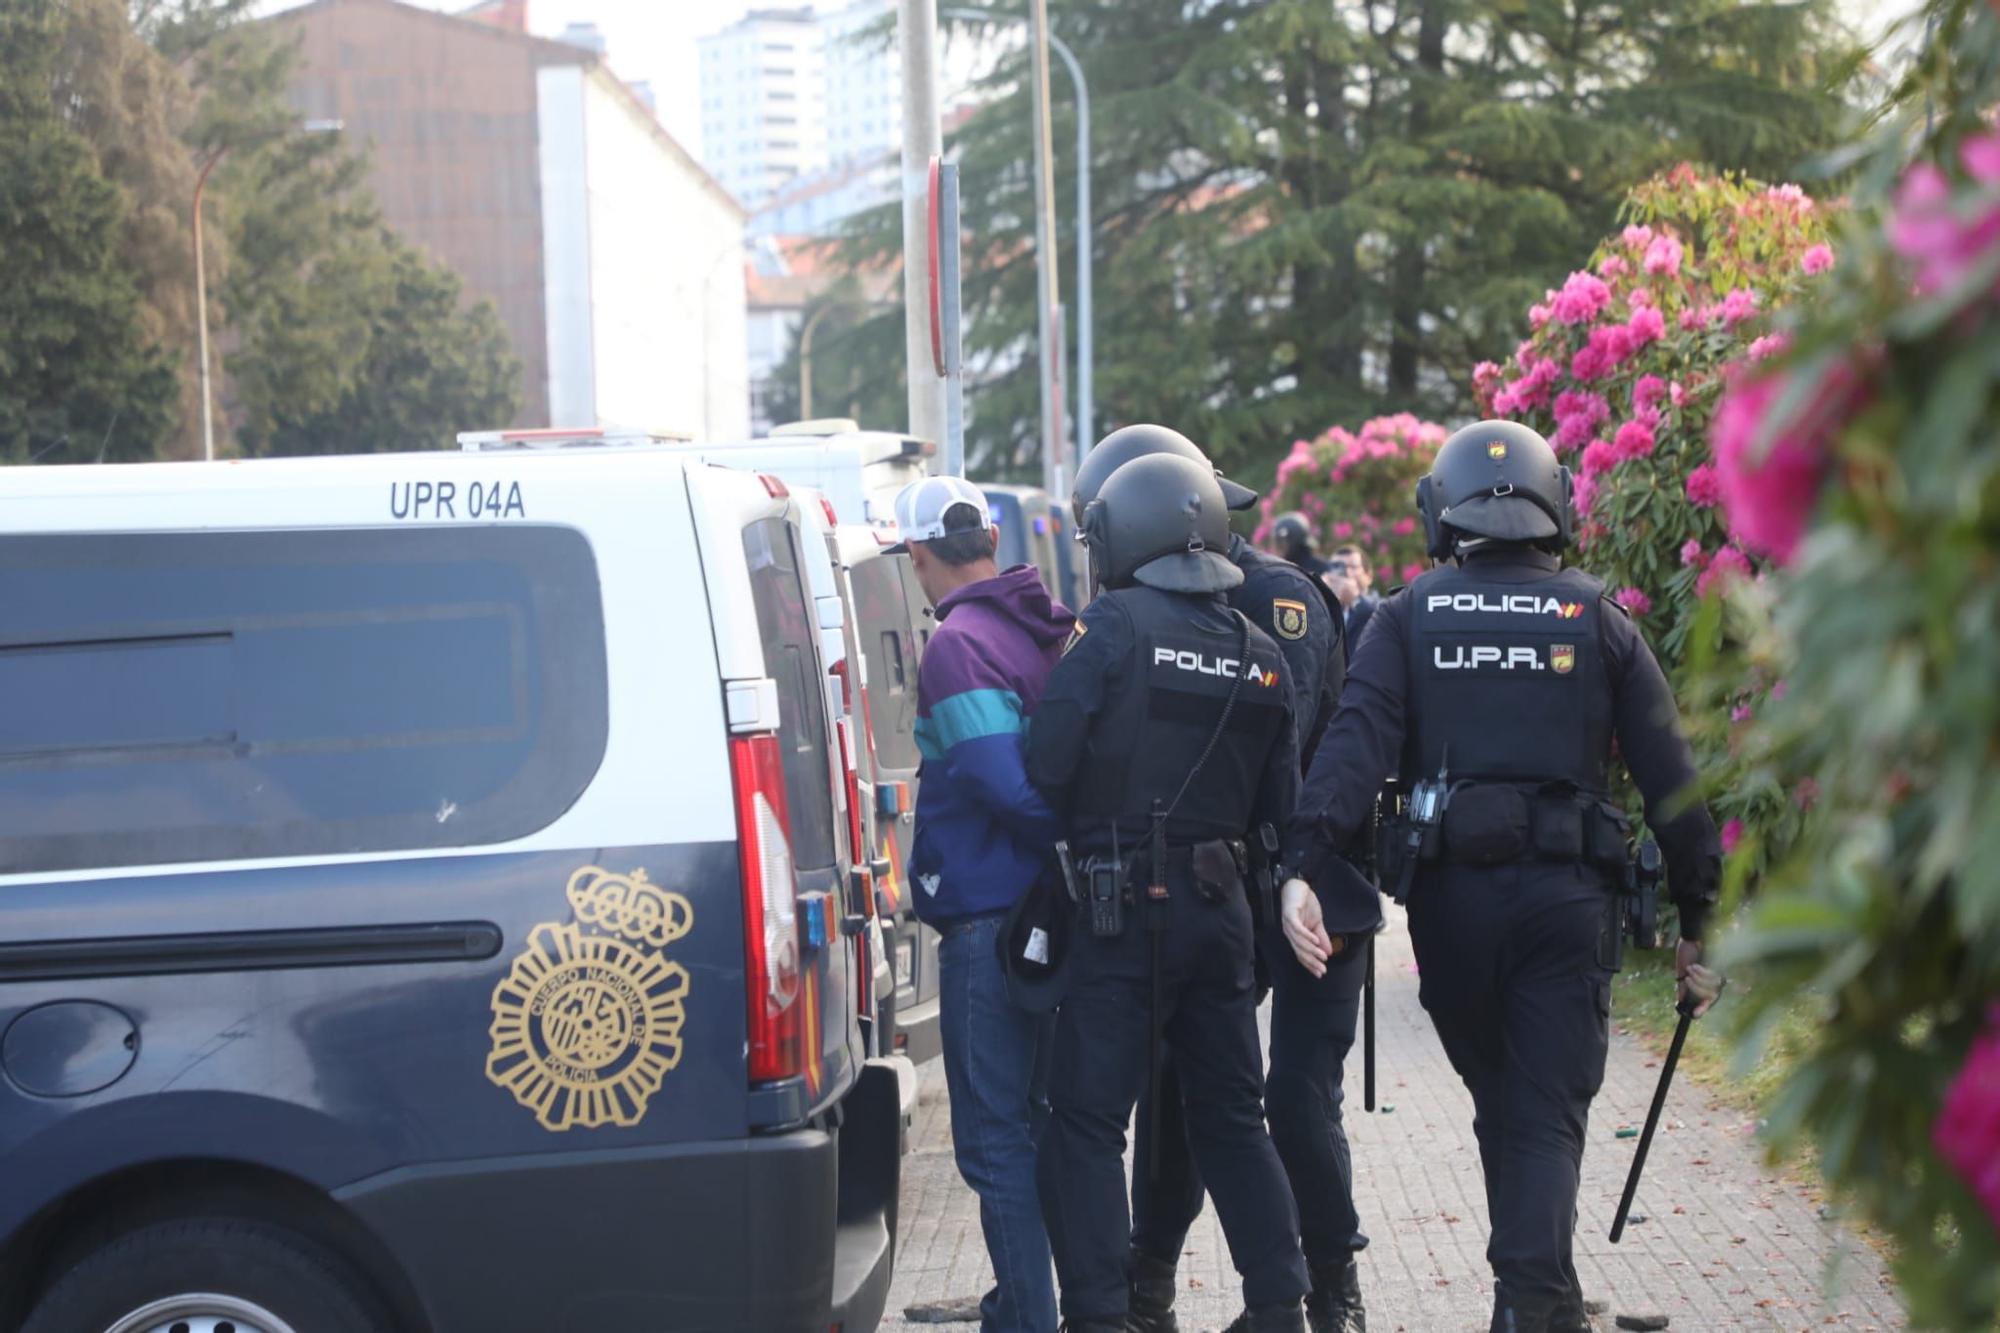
[0, 0, 178, 463]
[817, 0, 1860, 482]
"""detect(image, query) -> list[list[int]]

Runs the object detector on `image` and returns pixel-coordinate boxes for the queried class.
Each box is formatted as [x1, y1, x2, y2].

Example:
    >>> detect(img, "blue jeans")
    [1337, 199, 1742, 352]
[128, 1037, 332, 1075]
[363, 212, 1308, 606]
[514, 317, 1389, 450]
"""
[939, 912, 1059, 1333]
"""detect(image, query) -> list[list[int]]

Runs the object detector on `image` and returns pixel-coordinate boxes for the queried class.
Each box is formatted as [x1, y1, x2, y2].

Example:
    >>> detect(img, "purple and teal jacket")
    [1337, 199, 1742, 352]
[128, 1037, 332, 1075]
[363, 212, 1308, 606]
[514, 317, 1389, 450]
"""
[909, 565, 1074, 925]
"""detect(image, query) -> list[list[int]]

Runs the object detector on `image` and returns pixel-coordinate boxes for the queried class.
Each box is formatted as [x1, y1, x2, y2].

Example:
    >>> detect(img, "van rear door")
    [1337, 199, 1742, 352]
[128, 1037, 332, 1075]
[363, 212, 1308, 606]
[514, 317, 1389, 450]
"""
[688, 468, 860, 1121]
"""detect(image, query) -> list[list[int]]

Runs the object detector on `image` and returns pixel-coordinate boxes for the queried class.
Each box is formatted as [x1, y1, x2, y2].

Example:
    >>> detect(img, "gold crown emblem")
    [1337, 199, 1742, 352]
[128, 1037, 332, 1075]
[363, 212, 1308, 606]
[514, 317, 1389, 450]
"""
[566, 865, 695, 950]
[485, 865, 697, 1132]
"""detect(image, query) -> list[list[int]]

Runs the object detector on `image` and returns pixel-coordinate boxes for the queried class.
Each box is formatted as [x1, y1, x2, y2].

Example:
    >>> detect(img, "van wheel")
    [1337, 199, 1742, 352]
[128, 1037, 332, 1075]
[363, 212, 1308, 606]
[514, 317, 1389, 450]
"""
[24, 1217, 388, 1333]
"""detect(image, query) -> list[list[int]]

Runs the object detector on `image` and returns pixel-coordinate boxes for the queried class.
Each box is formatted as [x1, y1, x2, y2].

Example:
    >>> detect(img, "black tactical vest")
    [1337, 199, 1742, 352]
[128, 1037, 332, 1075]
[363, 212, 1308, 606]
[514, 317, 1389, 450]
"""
[1401, 562, 1614, 793]
[1073, 585, 1289, 843]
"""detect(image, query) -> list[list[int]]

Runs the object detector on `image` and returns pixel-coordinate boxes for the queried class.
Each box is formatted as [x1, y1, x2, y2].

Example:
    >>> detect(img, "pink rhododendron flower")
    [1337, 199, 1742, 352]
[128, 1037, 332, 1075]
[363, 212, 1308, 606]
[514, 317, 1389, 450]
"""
[1401, 563, 1427, 584]
[1669, 380, 1688, 409]
[1627, 305, 1666, 346]
[1720, 819, 1744, 854]
[1392, 517, 1417, 536]
[1613, 587, 1652, 616]
[1529, 304, 1551, 330]
[1571, 473, 1598, 515]
[1551, 270, 1613, 325]
[1598, 254, 1630, 278]
[1730, 704, 1752, 723]
[1643, 235, 1683, 276]
[1772, 678, 1789, 701]
[1552, 390, 1611, 451]
[1622, 224, 1654, 250]
[1800, 243, 1835, 275]
[1581, 439, 1618, 477]
[1613, 418, 1656, 461]
[1748, 332, 1791, 362]
[1696, 546, 1752, 597]
[1711, 359, 1869, 563]
[1680, 539, 1706, 567]
[1766, 183, 1813, 212]
[1629, 287, 1654, 308]
[1333, 521, 1354, 539]
[1515, 339, 1538, 371]
[1685, 464, 1723, 508]
[1935, 1002, 2000, 1236]
[1887, 142, 2000, 296]
[1633, 375, 1668, 412]
[1720, 288, 1759, 327]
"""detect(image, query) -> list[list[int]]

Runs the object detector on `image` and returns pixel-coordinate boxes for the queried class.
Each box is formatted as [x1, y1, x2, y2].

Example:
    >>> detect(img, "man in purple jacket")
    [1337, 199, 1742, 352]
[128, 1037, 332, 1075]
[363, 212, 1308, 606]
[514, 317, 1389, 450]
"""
[891, 475, 1074, 1333]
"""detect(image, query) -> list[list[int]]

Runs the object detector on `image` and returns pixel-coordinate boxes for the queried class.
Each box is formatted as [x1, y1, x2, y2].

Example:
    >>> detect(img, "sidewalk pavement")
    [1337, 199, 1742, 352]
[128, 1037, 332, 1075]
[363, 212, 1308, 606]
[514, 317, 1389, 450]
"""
[881, 906, 1904, 1331]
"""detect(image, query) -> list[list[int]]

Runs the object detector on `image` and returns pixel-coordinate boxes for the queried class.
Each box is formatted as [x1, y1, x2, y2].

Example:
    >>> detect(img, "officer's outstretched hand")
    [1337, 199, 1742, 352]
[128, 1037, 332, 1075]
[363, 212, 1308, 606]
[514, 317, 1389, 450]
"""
[1676, 937, 1724, 1019]
[1280, 878, 1339, 978]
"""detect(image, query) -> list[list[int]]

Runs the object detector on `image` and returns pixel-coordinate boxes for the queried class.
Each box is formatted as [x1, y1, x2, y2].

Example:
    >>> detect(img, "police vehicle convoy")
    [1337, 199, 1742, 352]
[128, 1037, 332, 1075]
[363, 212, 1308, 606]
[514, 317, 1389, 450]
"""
[0, 444, 908, 1332]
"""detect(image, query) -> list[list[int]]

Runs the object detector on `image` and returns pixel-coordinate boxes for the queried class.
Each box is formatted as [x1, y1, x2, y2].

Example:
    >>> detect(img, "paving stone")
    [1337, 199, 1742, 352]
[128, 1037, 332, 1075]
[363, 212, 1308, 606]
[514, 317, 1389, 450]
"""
[880, 907, 1905, 1331]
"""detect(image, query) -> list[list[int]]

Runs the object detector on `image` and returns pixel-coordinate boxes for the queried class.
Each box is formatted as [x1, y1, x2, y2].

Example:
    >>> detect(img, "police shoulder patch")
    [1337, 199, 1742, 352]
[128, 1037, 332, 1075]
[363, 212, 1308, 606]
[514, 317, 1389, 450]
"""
[1272, 598, 1308, 642]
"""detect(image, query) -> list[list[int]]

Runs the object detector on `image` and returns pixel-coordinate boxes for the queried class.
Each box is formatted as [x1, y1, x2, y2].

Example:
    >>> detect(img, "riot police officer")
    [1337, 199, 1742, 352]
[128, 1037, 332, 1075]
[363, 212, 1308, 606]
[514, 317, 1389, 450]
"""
[1270, 512, 1334, 584]
[1278, 421, 1722, 1333]
[1026, 450, 1311, 1333]
[1069, 426, 1371, 1333]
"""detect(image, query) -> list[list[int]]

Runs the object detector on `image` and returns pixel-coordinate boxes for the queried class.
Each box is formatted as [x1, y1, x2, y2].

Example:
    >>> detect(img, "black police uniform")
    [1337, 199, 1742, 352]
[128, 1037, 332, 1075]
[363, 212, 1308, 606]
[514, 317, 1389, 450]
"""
[1132, 536, 1372, 1293]
[1027, 582, 1311, 1325]
[1286, 545, 1721, 1320]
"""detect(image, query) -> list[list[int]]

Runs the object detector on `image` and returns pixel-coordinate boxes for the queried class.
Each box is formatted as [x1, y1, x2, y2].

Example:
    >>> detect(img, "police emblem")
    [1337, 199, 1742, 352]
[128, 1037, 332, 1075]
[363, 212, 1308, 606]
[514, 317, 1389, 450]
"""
[486, 867, 694, 1132]
[1551, 644, 1576, 675]
[1272, 598, 1308, 642]
[1488, 440, 1509, 460]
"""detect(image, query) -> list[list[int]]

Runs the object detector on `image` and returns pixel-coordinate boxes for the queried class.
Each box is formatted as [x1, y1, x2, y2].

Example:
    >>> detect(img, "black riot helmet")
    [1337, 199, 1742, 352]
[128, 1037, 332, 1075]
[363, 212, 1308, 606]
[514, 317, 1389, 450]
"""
[1269, 512, 1316, 563]
[1081, 453, 1245, 595]
[1416, 420, 1573, 560]
[1071, 423, 1259, 526]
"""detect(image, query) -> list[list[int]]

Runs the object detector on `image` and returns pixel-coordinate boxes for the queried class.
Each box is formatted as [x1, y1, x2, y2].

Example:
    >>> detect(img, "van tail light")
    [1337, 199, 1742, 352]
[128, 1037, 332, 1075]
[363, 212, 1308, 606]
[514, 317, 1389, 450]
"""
[834, 716, 867, 874]
[820, 496, 839, 526]
[759, 473, 791, 499]
[731, 733, 803, 1083]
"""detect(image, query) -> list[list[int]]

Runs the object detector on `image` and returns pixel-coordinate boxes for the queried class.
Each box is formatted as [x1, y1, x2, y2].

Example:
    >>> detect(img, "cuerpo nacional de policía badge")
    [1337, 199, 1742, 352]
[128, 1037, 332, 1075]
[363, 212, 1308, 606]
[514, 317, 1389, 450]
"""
[486, 866, 693, 1132]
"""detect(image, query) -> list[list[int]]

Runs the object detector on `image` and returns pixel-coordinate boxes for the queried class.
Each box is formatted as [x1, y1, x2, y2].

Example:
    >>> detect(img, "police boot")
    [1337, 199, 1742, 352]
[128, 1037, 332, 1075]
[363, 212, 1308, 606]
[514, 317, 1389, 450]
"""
[1126, 1247, 1180, 1333]
[1303, 1256, 1366, 1333]
[1488, 1282, 1561, 1333]
[1219, 1302, 1308, 1333]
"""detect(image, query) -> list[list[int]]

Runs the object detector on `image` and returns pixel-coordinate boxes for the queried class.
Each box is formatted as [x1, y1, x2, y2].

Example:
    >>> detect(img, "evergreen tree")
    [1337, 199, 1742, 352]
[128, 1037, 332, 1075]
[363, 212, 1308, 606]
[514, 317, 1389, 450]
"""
[0, 0, 178, 463]
[819, 0, 1860, 482]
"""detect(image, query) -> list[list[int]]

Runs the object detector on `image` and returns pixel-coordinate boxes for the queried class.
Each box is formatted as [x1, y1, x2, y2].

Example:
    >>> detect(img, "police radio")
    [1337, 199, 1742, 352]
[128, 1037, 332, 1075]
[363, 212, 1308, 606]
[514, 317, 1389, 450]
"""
[1624, 838, 1663, 950]
[1089, 850, 1124, 938]
[1392, 751, 1450, 903]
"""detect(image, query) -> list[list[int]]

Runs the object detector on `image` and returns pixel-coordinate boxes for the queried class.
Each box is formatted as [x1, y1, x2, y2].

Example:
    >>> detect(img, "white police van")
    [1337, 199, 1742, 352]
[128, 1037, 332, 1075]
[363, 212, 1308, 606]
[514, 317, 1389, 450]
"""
[0, 446, 902, 1332]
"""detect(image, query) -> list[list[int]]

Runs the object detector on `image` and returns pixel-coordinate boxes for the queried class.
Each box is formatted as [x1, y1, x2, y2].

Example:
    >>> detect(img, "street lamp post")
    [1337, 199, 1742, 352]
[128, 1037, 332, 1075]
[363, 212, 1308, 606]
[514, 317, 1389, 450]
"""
[799, 303, 836, 420]
[190, 119, 341, 462]
[942, 11, 1093, 470]
[192, 146, 225, 463]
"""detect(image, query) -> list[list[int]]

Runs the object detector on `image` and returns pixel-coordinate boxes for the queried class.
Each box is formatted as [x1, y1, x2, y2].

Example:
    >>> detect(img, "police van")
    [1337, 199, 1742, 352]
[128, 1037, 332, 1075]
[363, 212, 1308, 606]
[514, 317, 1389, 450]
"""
[980, 482, 1078, 609]
[0, 448, 902, 1332]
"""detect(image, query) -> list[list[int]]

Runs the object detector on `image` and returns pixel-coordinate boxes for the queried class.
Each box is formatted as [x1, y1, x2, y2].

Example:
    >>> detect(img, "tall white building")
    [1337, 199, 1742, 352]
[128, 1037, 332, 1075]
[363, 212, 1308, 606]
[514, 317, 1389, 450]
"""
[820, 0, 900, 170]
[698, 8, 829, 210]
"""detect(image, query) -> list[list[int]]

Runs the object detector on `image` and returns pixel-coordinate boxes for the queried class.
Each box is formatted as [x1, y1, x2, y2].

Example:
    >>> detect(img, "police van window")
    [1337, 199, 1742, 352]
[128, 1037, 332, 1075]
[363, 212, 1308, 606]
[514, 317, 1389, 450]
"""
[742, 518, 839, 871]
[0, 527, 608, 874]
[848, 555, 919, 770]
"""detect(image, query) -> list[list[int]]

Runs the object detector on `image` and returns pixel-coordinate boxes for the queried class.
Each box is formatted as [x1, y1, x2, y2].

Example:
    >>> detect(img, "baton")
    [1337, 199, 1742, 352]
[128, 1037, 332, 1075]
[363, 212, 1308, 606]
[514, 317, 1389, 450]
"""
[1363, 935, 1377, 1112]
[1609, 974, 1725, 1243]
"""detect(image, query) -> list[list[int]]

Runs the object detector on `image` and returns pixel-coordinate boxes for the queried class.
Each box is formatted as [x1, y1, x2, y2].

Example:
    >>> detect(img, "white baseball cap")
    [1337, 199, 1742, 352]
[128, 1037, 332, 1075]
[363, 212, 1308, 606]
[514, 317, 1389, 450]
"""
[884, 475, 993, 554]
